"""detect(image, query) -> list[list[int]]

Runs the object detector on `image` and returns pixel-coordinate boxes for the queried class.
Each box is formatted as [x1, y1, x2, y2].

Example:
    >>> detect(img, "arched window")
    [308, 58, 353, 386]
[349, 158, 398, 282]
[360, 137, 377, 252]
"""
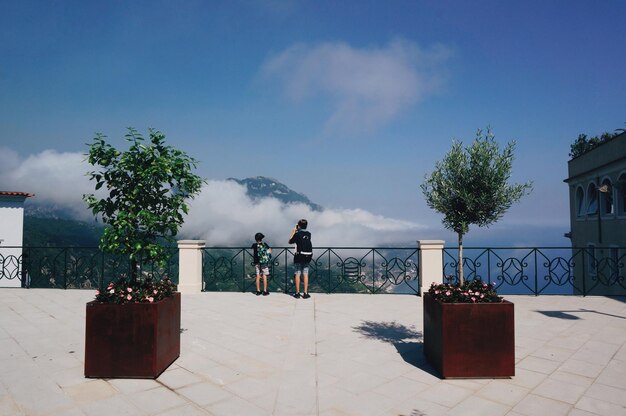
[586, 182, 598, 215]
[618, 173, 626, 216]
[575, 186, 585, 217]
[599, 178, 614, 216]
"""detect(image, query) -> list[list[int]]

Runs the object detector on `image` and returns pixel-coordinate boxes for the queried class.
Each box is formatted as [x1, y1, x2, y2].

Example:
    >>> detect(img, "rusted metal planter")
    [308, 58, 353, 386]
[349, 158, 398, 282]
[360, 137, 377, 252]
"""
[84, 292, 181, 378]
[423, 293, 514, 378]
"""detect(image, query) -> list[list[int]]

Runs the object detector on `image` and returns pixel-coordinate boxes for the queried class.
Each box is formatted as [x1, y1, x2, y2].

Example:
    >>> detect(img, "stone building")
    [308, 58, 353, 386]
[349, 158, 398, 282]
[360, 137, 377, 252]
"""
[564, 132, 626, 295]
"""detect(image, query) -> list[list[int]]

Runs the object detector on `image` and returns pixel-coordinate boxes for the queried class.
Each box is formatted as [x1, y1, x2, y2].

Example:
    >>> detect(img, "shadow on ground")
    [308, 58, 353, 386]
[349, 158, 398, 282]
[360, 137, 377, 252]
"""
[352, 320, 438, 377]
[535, 309, 626, 320]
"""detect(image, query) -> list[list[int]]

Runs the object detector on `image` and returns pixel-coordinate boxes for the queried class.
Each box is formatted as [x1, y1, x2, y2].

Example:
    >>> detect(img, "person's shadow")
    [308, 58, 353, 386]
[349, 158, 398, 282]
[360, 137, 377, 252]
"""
[352, 320, 438, 376]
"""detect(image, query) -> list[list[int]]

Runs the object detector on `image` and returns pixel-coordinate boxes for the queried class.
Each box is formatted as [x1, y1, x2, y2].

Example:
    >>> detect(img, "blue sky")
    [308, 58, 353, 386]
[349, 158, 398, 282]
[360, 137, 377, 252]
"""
[1, 0, 625, 246]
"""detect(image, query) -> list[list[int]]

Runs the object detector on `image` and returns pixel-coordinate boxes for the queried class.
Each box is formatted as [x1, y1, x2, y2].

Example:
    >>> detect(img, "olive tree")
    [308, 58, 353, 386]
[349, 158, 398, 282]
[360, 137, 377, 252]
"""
[421, 128, 532, 284]
[83, 128, 204, 281]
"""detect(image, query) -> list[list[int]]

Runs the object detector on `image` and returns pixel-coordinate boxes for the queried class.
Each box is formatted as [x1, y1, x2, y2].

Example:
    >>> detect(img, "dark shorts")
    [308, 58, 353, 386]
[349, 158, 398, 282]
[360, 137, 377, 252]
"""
[294, 263, 309, 275]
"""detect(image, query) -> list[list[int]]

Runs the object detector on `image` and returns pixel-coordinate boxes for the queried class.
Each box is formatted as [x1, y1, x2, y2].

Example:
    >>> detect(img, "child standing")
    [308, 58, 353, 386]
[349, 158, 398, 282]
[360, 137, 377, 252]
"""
[252, 232, 272, 296]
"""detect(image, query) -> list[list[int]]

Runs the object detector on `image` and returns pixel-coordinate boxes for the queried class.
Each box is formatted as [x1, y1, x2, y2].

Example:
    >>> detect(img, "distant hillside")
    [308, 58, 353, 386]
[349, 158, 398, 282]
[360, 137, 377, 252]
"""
[21, 176, 321, 247]
[24, 215, 103, 247]
[228, 176, 323, 211]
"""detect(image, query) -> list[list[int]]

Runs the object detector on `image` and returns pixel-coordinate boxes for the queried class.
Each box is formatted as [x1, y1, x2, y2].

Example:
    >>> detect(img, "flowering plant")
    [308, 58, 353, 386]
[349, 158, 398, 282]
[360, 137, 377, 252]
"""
[94, 277, 177, 304]
[428, 279, 503, 303]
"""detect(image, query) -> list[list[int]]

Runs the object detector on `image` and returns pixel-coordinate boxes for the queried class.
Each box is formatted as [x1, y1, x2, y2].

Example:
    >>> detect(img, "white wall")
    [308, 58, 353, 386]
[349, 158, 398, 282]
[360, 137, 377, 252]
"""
[0, 195, 28, 287]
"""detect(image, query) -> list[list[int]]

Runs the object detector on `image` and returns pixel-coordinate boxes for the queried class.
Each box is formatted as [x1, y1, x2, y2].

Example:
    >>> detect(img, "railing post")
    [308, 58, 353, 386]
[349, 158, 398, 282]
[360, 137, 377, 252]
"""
[177, 240, 205, 294]
[418, 240, 445, 295]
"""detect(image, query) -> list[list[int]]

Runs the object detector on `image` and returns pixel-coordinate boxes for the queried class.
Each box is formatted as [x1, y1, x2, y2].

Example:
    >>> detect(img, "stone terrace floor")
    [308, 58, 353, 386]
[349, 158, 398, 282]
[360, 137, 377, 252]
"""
[1, 289, 626, 416]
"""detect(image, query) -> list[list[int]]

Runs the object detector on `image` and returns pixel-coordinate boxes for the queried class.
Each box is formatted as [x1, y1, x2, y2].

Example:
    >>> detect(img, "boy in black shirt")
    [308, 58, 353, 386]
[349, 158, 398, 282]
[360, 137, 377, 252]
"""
[288, 219, 312, 299]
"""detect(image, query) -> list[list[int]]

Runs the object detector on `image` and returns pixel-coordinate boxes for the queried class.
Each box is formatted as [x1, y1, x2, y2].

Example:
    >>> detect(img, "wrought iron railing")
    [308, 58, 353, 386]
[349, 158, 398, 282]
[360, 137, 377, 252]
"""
[0, 246, 178, 289]
[2, 245, 624, 296]
[443, 247, 626, 296]
[202, 247, 420, 294]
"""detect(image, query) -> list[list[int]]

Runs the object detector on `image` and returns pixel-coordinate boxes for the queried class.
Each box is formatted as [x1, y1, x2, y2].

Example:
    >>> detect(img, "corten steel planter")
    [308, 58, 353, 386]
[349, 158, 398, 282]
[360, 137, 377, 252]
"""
[84, 292, 181, 378]
[423, 293, 514, 378]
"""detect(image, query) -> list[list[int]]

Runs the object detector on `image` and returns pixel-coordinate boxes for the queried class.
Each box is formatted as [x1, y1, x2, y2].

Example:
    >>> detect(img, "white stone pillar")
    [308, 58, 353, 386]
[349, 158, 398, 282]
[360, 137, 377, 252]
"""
[177, 240, 205, 294]
[418, 240, 445, 295]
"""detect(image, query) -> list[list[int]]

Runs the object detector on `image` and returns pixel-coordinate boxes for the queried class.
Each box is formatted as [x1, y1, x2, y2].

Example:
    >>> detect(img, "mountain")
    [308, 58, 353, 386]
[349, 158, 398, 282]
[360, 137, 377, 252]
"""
[24, 215, 103, 247]
[228, 176, 323, 211]
[21, 176, 321, 247]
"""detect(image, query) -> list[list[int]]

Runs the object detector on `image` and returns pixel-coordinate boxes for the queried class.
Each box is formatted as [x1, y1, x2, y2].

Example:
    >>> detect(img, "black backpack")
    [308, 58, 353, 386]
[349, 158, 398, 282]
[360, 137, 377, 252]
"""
[296, 231, 313, 263]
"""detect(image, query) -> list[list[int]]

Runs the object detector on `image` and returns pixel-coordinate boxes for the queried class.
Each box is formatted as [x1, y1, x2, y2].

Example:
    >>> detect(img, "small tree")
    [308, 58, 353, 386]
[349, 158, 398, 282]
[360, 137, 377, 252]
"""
[421, 128, 532, 284]
[83, 128, 204, 282]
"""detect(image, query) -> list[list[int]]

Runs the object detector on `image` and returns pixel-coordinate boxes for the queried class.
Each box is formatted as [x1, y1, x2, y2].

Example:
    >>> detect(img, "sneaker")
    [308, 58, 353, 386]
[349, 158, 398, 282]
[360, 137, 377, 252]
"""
[302, 293, 311, 299]
[256, 291, 262, 296]
[294, 293, 301, 299]
[263, 291, 269, 296]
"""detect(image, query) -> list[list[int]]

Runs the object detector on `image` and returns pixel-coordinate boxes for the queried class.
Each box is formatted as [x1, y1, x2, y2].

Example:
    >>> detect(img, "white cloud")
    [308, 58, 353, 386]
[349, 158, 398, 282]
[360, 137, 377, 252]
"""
[181, 179, 423, 246]
[0, 149, 94, 219]
[1, 148, 424, 246]
[262, 38, 451, 133]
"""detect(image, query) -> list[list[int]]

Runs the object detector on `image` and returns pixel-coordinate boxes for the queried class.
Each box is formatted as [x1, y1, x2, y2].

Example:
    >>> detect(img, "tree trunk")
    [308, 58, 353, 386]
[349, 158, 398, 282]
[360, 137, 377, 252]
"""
[131, 258, 139, 282]
[458, 232, 464, 285]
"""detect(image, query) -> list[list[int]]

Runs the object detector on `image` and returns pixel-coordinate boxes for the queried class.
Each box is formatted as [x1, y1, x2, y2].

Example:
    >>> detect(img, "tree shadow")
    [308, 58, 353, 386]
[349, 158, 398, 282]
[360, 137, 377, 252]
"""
[352, 320, 438, 377]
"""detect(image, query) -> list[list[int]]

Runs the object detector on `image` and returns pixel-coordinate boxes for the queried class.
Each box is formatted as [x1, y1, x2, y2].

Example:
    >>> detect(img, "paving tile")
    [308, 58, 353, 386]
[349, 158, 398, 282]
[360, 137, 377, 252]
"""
[157, 403, 213, 415]
[512, 393, 572, 416]
[3, 291, 626, 416]
[157, 367, 204, 389]
[0, 394, 23, 416]
[567, 409, 603, 416]
[517, 355, 562, 375]
[475, 380, 530, 406]
[206, 395, 271, 416]
[558, 359, 605, 379]
[532, 377, 587, 404]
[417, 382, 474, 407]
[595, 359, 626, 389]
[123, 386, 188, 414]
[108, 378, 161, 394]
[63, 379, 118, 403]
[575, 396, 626, 416]
[224, 376, 277, 400]
[584, 382, 626, 407]
[374, 376, 430, 402]
[446, 395, 510, 416]
[80, 395, 145, 416]
[177, 382, 234, 407]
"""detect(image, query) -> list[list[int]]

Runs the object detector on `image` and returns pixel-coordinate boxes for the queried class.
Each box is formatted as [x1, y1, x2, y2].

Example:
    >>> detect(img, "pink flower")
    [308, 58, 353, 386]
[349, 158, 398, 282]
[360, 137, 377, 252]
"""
[445, 291, 451, 296]
[147, 297, 154, 303]
[127, 287, 133, 292]
[153, 289, 158, 295]
[480, 294, 485, 298]
[127, 294, 132, 300]
[109, 289, 115, 294]
[475, 291, 481, 296]
[471, 297, 476, 302]
[435, 290, 440, 294]
[95, 290, 100, 295]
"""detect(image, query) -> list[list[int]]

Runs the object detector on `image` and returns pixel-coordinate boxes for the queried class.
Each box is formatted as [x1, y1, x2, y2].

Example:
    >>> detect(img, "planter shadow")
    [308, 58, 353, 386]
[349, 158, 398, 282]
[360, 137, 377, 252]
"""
[352, 320, 438, 376]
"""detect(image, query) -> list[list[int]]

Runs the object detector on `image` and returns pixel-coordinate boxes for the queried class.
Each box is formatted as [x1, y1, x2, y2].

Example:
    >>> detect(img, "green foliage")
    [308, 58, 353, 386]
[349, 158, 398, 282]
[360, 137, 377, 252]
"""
[569, 130, 621, 159]
[421, 128, 532, 283]
[83, 128, 205, 279]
